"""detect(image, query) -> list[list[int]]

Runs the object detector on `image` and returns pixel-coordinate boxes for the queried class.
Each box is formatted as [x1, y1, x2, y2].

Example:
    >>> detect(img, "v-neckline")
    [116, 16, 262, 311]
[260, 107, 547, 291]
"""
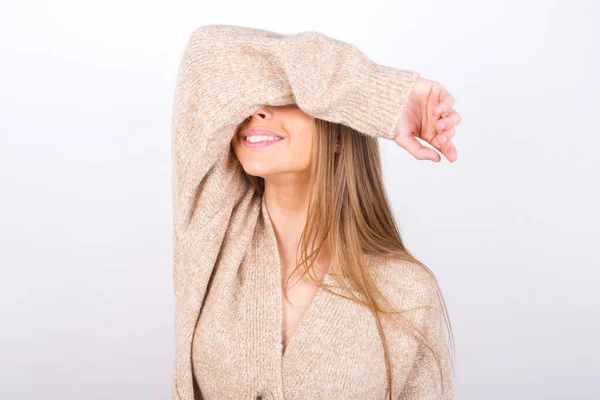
[280, 272, 333, 358]
[260, 194, 334, 359]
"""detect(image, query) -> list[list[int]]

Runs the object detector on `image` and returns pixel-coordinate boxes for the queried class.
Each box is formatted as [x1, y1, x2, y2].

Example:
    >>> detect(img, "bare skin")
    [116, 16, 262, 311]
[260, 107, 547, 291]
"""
[395, 77, 461, 162]
[231, 78, 461, 351]
[232, 104, 330, 351]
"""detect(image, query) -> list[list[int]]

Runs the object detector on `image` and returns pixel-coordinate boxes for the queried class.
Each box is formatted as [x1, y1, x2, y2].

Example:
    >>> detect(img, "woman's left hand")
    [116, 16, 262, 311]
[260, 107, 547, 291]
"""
[393, 77, 461, 163]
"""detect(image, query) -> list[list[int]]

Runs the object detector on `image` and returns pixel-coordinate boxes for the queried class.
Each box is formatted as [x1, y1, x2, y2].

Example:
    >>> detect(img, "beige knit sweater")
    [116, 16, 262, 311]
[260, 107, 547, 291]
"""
[170, 24, 454, 400]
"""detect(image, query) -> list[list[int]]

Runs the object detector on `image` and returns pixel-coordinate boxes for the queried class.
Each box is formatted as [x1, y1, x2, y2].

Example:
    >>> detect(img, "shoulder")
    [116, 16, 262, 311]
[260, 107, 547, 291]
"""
[363, 253, 442, 311]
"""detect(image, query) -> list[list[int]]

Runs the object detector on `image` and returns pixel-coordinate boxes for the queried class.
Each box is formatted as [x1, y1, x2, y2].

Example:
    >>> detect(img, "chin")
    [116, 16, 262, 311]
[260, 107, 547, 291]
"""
[240, 162, 274, 178]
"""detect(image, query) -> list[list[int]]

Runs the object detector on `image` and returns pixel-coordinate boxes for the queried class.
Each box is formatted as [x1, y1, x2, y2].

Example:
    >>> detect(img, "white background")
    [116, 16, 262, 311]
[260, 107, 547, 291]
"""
[1, 0, 598, 399]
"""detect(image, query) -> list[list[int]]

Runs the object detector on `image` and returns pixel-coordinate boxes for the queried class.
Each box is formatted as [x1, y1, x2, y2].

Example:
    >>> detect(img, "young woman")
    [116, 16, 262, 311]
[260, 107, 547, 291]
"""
[170, 24, 461, 400]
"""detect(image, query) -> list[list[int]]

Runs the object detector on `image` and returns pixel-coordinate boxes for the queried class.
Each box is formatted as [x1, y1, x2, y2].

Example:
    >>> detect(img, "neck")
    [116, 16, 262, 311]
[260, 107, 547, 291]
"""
[263, 178, 332, 279]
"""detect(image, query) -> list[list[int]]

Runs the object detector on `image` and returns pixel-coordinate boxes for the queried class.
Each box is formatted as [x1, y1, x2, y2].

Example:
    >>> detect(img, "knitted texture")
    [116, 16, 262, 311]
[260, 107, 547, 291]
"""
[170, 24, 453, 399]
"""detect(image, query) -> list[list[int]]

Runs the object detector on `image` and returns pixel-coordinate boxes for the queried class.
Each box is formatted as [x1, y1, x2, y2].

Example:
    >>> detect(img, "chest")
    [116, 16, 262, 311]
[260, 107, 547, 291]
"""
[189, 198, 418, 398]
[280, 273, 321, 352]
[191, 254, 416, 400]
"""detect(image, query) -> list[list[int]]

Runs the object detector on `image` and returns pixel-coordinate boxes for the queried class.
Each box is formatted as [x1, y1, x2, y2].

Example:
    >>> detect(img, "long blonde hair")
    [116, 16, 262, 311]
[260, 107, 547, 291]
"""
[238, 116, 454, 399]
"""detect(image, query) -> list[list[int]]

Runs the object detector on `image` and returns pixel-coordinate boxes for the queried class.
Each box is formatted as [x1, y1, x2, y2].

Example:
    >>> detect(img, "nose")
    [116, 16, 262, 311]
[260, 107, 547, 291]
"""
[237, 105, 274, 138]
[249, 105, 273, 121]
[239, 105, 273, 132]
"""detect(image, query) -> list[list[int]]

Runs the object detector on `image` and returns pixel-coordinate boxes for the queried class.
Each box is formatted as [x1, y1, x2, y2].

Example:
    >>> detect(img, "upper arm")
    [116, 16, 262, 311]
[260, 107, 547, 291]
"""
[171, 27, 253, 239]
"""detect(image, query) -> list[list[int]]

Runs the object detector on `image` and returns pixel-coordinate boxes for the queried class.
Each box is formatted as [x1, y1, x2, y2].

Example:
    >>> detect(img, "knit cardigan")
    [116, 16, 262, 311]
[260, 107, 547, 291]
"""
[170, 24, 454, 400]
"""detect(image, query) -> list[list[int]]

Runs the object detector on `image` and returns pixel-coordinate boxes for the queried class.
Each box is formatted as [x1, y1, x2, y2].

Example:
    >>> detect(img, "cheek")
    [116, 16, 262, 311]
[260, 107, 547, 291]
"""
[286, 123, 315, 169]
[230, 137, 242, 160]
[230, 113, 316, 175]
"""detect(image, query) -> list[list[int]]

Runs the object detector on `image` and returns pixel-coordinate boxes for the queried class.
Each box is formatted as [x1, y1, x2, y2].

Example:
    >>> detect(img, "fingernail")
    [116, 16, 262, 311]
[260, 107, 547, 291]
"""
[438, 135, 447, 145]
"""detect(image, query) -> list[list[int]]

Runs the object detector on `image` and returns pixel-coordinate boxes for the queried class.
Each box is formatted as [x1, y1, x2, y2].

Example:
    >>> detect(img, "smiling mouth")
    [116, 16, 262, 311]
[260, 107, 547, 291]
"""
[239, 129, 285, 149]
[240, 127, 285, 142]
[243, 136, 283, 143]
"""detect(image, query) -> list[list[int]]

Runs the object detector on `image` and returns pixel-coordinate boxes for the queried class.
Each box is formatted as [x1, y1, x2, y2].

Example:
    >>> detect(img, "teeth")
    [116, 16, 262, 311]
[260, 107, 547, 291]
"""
[246, 135, 281, 143]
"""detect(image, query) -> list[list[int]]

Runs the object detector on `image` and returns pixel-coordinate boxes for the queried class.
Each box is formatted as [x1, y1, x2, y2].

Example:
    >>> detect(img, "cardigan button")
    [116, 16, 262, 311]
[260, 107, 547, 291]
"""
[256, 389, 274, 400]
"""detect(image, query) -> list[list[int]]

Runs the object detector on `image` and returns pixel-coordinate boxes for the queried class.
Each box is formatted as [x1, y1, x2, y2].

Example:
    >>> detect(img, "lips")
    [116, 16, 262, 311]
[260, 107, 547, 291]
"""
[239, 127, 285, 149]
[240, 127, 284, 140]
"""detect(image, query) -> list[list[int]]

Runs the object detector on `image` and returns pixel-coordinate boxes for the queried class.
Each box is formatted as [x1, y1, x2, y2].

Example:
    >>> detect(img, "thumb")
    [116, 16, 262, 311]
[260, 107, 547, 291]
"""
[394, 134, 440, 162]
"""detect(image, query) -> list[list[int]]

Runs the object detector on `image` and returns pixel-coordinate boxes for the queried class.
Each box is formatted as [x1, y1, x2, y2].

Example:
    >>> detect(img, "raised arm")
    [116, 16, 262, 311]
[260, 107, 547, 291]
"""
[171, 24, 420, 238]
[171, 24, 422, 399]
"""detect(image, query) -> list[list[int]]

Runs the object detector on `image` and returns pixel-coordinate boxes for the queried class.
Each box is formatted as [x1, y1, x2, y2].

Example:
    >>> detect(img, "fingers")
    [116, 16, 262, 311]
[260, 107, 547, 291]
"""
[430, 88, 461, 162]
[396, 82, 460, 163]
[395, 135, 441, 162]
[434, 111, 461, 142]
[438, 111, 462, 132]
[433, 88, 455, 116]
[429, 127, 456, 162]
[438, 138, 458, 162]
[437, 127, 455, 143]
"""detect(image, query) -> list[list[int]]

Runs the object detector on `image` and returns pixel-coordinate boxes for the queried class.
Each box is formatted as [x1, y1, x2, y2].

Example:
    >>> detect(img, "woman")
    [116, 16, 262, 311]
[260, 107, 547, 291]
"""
[170, 24, 460, 400]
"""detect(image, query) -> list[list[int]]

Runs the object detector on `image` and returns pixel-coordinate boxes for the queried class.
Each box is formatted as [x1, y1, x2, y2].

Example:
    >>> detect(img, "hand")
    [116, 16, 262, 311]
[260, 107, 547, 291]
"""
[393, 77, 461, 162]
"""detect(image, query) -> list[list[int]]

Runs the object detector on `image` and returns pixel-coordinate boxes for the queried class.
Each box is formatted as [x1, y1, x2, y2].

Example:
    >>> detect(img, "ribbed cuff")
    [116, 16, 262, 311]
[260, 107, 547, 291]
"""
[339, 61, 420, 140]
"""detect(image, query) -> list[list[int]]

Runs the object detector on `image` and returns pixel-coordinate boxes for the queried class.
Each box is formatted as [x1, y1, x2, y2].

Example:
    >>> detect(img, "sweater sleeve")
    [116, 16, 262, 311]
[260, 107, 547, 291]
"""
[398, 275, 455, 400]
[170, 24, 420, 238]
